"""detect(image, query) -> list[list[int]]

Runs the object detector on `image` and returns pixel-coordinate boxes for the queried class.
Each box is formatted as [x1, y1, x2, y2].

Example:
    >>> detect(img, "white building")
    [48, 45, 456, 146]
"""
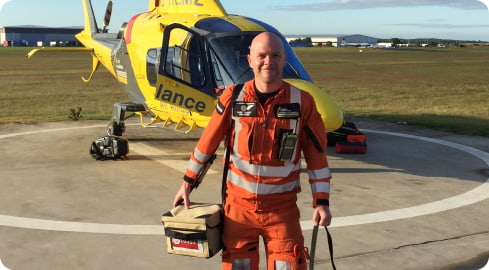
[286, 34, 379, 47]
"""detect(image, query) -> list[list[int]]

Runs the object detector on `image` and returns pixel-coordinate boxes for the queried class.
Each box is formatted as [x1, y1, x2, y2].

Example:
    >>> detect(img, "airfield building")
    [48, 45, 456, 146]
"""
[0, 26, 82, 47]
[286, 34, 379, 47]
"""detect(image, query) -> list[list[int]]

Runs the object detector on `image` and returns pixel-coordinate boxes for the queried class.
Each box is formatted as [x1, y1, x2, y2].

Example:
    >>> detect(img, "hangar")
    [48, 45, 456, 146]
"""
[286, 34, 379, 47]
[0, 26, 82, 47]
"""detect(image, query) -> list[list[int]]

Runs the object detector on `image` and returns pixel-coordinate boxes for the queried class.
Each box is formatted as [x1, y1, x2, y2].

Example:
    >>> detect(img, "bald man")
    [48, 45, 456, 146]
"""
[174, 32, 332, 270]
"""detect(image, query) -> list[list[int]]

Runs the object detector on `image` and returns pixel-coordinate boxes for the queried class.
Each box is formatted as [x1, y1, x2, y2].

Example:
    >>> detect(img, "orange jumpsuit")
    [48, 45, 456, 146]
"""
[184, 80, 331, 270]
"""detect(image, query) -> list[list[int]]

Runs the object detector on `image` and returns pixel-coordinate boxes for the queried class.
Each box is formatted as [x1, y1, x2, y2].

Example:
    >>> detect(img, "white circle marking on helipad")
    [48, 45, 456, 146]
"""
[0, 126, 488, 234]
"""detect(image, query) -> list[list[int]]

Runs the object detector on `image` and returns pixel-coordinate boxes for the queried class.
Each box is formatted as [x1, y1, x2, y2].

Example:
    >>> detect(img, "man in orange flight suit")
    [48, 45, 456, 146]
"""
[173, 32, 332, 270]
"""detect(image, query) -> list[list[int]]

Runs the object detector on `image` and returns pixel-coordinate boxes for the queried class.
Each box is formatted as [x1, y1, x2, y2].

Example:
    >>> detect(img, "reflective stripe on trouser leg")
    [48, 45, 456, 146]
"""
[232, 259, 251, 270]
[274, 261, 291, 270]
[222, 203, 260, 270]
[221, 203, 306, 270]
[264, 206, 306, 270]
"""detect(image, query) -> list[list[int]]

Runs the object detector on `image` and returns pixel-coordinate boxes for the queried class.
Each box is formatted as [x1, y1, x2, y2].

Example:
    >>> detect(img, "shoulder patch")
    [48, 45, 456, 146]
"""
[215, 84, 244, 115]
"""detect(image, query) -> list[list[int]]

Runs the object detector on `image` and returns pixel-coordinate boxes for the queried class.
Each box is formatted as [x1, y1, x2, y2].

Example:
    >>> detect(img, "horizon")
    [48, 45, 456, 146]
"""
[3, 24, 486, 43]
[1, 0, 489, 42]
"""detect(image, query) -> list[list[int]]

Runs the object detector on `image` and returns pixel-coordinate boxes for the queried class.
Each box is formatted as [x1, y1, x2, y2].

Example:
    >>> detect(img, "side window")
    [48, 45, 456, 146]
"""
[146, 48, 160, 86]
[162, 28, 205, 88]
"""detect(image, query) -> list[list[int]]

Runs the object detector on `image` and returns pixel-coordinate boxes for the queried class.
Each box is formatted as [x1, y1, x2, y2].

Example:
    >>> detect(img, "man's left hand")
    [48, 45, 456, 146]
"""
[312, 205, 332, 226]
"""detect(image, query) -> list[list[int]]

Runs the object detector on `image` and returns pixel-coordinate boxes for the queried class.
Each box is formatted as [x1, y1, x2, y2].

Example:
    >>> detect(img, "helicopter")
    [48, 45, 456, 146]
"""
[28, 0, 343, 146]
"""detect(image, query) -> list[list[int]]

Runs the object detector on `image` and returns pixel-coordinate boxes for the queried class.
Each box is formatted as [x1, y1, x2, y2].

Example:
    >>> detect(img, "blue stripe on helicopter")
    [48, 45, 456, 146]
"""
[195, 17, 241, 32]
[244, 17, 281, 35]
[246, 17, 313, 82]
[195, 16, 312, 82]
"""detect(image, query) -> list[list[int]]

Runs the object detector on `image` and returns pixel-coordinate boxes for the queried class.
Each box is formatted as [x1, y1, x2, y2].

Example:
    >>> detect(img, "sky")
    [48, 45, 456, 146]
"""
[1, 0, 489, 41]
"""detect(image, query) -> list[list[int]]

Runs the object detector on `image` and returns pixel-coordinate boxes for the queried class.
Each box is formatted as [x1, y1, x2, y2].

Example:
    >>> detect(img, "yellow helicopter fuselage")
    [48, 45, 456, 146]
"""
[69, 0, 343, 133]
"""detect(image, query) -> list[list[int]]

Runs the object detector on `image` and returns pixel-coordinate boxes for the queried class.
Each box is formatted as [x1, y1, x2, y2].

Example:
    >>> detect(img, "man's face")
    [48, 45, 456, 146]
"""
[247, 35, 287, 86]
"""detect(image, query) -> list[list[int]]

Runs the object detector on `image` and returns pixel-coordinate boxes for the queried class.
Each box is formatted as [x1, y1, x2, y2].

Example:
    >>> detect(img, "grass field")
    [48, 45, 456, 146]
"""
[0, 47, 128, 122]
[297, 46, 489, 137]
[1, 46, 488, 137]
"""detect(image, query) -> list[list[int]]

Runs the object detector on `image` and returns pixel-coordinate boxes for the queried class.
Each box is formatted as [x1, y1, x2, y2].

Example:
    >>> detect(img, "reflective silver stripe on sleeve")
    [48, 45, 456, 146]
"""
[228, 170, 301, 194]
[307, 167, 332, 180]
[193, 148, 211, 163]
[187, 159, 203, 175]
[311, 182, 330, 194]
[231, 155, 301, 178]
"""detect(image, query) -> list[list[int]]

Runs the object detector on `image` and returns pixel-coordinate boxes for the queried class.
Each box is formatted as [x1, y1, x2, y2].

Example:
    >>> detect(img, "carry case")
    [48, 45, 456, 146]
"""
[327, 121, 362, 146]
[327, 121, 367, 154]
[161, 203, 222, 258]
[336, 141, 367, 154]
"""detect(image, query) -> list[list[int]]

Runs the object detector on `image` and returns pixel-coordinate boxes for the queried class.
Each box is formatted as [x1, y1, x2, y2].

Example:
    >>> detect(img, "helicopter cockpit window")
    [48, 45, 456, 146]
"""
[162, 28, 205, 88]
[146, 48, 160, 86]
[207, 33, 310, 89]
[208, 35, 254, 87]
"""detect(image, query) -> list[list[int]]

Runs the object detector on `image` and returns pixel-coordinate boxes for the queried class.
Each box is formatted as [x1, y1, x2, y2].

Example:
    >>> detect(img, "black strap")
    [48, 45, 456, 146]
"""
[164, 227, 207, 241]
[221, 84, 244, 203]
[221, 129, 231, 203]
[310, 226, 336, 270]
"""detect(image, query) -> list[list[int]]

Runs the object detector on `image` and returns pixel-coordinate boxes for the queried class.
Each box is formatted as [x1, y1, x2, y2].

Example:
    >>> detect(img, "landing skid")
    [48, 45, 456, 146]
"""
[89, 102, 147, 161]
[107, 102, 147, 136]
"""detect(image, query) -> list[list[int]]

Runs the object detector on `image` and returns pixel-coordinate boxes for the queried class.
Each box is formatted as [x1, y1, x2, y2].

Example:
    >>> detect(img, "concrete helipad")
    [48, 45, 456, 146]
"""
[0, 117, 488, 270]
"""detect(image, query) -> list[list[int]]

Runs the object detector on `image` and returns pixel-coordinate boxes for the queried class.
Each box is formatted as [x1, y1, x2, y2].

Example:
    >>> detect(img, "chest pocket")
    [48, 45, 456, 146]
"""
[274, 103, 300, 162]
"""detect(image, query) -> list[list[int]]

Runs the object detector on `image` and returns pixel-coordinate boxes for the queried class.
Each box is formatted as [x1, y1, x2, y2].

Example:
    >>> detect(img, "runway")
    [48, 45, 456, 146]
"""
[0, 117, 488, 269]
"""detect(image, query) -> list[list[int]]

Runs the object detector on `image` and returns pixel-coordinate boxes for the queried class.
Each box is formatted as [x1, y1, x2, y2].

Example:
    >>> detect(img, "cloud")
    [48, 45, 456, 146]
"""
[0, 0, 12, 12]
[479, 0, 489, 10]
[273, 0, 488, 11]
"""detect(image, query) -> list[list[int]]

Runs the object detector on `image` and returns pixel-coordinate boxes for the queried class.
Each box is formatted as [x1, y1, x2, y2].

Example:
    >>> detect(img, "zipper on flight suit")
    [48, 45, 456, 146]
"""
[248, 99, 268, 165]
[247, 89, 281, 165]
[252, 96, 279, 164]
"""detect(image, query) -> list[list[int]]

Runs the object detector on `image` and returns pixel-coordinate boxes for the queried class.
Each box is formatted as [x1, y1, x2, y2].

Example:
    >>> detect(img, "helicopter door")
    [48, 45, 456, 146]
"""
[155, 25, 215, 117]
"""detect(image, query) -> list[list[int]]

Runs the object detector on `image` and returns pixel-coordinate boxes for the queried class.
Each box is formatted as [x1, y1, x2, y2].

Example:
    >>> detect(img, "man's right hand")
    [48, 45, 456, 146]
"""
[173, 181, 193, 209]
